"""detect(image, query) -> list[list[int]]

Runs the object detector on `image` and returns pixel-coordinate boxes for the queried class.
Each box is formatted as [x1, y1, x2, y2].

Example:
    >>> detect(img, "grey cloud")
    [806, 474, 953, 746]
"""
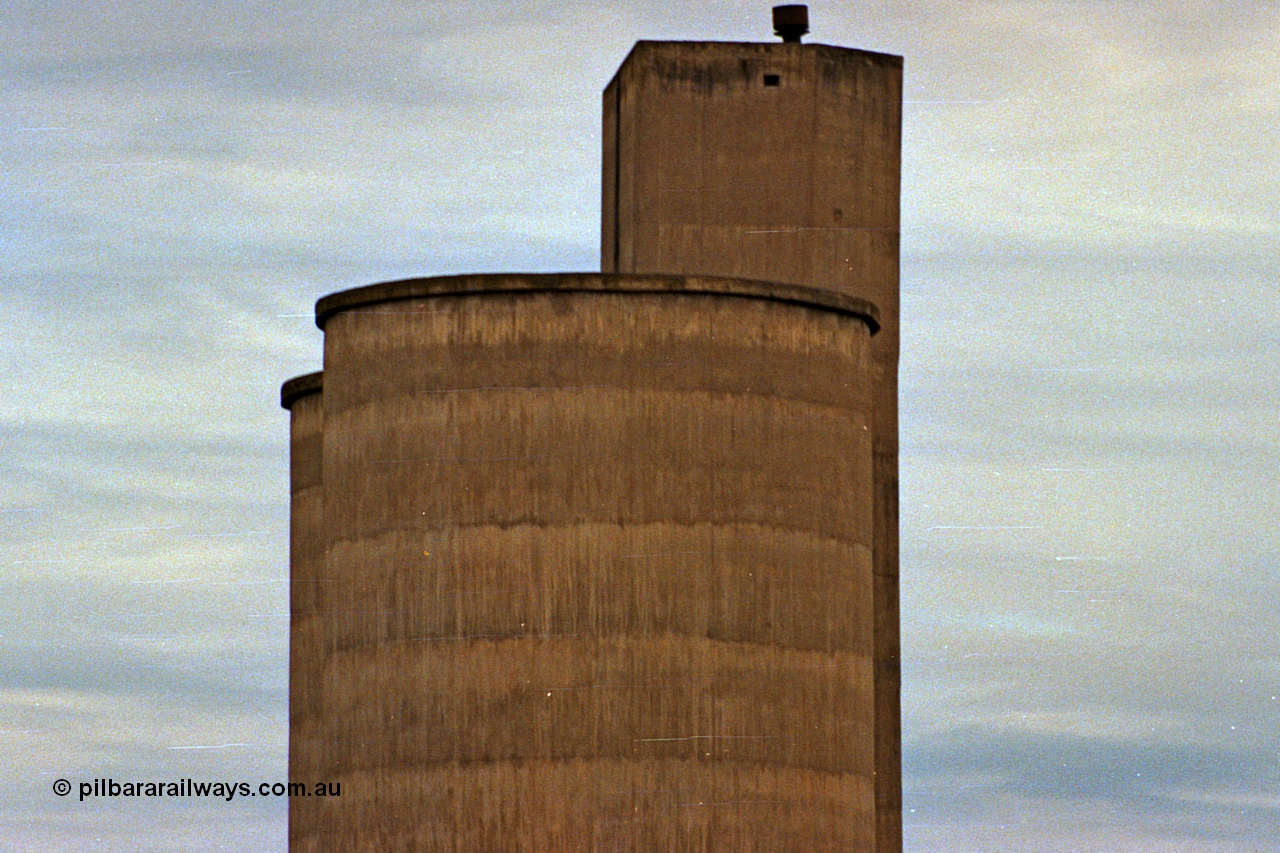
[0, 45, 516, 113]
[0, 600, 286, 713]
[0, 423, 288, 508]
[906, 725, 1280, 836]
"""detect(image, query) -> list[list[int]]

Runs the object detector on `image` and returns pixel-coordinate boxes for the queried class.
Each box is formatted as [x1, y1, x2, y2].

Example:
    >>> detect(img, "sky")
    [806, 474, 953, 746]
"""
[2, 0, 1277, 850]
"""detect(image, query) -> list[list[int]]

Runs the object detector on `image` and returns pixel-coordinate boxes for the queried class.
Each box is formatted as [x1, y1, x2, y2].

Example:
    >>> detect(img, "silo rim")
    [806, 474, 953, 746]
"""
[280, 371, 323, 410]
[615, 39, 904, 67]
[314, 273, 879, 334]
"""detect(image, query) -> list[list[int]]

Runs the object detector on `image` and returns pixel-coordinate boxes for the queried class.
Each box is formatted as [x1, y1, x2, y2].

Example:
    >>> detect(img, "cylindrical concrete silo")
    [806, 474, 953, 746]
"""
[288, 272, 880, 850]
[280, 371, 324, 840]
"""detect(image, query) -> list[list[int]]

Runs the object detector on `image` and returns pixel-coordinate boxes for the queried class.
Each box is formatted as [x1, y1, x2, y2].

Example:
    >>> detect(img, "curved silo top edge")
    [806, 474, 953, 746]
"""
[314, 273, 880, 335]
[280, 371, 323, 410]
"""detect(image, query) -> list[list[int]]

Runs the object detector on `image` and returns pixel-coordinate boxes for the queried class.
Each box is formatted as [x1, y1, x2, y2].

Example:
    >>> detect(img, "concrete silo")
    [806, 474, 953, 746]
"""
[283, 8, 900, 851]
[279, 371, 323, 844]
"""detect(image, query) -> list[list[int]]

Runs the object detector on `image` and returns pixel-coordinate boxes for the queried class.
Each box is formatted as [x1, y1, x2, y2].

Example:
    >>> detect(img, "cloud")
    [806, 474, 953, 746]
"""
[905, 724, 1280, 845]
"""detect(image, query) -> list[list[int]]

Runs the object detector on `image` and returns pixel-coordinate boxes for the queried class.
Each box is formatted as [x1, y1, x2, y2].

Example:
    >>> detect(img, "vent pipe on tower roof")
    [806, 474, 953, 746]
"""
[772, 4, 809, 43]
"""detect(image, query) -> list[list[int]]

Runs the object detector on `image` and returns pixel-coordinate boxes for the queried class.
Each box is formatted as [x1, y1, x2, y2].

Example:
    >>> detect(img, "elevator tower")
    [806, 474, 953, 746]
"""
[283, 7, 901, 850]
[602, 17, 903, 850]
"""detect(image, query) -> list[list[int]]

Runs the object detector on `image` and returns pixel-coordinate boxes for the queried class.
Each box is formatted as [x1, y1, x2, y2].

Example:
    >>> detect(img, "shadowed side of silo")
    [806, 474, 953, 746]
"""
[288, 273, 880, 850]
[280, 372, 324, 842]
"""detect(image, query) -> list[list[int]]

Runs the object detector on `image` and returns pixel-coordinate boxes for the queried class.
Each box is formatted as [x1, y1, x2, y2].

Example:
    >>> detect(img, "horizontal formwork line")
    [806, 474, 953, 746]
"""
[322, 520, 875, 551]
[305, 630, 874, 661]
[284, 753, 876, 782]
[298, 573, 866, 588]
[327, 385, 873, 433]
[330, 383, 871, 401]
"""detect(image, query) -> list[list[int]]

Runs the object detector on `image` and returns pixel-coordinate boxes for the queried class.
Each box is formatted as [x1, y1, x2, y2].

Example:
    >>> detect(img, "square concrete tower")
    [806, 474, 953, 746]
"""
[603, 32, 903, 853]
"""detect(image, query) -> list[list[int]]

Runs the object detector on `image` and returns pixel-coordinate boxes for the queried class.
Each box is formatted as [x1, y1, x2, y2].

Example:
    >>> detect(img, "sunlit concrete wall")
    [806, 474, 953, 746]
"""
[286, 272, 880, 850]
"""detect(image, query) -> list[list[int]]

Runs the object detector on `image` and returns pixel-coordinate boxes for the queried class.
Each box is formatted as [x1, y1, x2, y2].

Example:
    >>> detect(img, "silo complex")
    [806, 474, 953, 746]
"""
[282, 13, 900, 852]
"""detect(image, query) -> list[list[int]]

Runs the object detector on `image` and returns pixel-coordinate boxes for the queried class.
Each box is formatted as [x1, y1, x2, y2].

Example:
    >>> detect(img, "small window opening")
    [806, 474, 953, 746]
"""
[763, 74, 781, 87]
